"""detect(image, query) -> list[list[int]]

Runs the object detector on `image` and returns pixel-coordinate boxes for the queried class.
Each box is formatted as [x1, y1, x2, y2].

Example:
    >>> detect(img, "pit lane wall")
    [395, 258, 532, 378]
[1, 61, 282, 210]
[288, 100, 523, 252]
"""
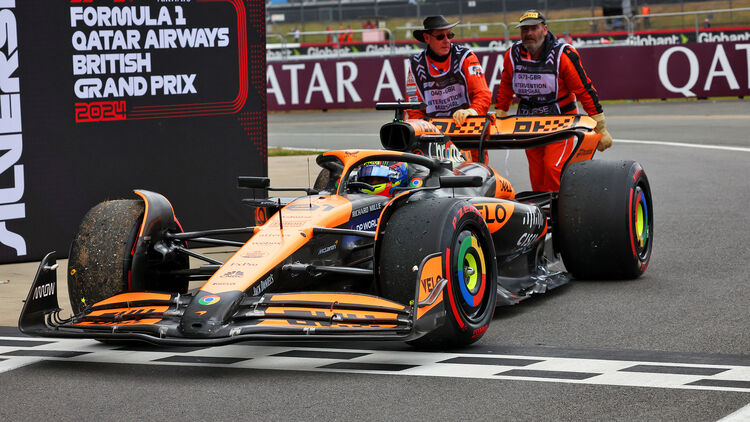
[267, 41, 750, 110]
[0, 0, 267, 264]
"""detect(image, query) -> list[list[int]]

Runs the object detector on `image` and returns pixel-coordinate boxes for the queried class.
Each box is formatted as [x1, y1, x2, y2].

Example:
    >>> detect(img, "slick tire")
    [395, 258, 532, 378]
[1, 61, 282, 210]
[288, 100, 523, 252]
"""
[379, 198, 497, 348]
[67, 200, 144, 314]
[556, 160, 653, 280]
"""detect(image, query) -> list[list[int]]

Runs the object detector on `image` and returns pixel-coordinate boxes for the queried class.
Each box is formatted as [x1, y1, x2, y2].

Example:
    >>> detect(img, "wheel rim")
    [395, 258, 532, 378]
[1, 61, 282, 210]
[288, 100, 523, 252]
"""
[632, 185, 652, 261]
[454, 230, 488, 322]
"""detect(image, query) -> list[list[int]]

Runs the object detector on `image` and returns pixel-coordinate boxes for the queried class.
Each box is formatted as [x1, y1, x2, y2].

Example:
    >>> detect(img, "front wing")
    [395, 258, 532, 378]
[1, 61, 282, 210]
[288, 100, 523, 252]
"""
[18, 253, 448, 346]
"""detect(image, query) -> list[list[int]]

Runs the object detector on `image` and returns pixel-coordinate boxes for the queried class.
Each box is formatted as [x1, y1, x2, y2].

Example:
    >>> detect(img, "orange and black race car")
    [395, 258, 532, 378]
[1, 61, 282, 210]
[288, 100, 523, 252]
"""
[19, 102, 653, 348]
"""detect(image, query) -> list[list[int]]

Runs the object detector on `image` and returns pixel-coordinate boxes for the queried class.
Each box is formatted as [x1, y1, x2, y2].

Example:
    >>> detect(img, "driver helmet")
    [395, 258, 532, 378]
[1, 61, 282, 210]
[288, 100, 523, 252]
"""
[357, 161, 409, 197]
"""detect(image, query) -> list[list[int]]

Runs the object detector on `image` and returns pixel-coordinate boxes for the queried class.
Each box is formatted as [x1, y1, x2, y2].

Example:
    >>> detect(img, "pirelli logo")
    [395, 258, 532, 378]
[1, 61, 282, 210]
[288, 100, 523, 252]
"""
[513, 117, 576, 133]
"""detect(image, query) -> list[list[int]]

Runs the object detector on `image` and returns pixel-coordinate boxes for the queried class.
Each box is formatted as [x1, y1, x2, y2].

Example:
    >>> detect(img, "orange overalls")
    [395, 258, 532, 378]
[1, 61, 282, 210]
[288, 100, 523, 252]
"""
[405, 45, 491, 162]
[496, 33, 603, 192]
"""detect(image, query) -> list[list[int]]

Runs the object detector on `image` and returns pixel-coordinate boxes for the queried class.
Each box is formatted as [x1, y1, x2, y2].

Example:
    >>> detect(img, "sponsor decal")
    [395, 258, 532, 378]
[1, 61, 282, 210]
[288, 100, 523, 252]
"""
[409, 178, 423, 188]
[512, 117, 574, 133]
[0, 1, 26, 257]
[420, 276, 437, 293]
[468, 64, 483, 76]
[477, 204, 508, 224]
[221, 270, 245, 277]
[252, 274, 275, 296]
[575, 148, 594, 157]
[198, 295, 221, 305]
[517, 232, 540, 248]
[522, 209, 544, 228]
[519, 11, 540, 21]
[317, 241, 338, 255]
[427, 141, 464, 164]
[496, 178, 513, 193]
[242, 250, 266, 259]
[351, 202, 383, 218]
[32, 282, 55, 300]
[353, 219, 377, 231]
[658, 44, 749, 97]
[229, 262, 258, 267]
[451, 204, 481, 230]
[471, 324, 488, 339]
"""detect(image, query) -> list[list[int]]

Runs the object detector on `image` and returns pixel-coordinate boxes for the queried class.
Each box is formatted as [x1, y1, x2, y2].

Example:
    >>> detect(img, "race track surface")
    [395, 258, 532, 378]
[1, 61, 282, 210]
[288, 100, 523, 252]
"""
[1, 100, 748, 421]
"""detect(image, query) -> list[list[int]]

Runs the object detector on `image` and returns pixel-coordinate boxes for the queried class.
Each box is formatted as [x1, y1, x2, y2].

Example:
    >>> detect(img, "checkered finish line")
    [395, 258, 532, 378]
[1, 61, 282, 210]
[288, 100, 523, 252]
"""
[0, 337, 748, 392]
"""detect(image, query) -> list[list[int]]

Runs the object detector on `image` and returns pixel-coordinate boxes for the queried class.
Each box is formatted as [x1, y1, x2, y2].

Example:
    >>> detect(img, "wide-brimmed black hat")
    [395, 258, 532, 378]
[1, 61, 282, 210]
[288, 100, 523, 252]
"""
[413, 15, 459, 43]
[516, 9, 546, 27]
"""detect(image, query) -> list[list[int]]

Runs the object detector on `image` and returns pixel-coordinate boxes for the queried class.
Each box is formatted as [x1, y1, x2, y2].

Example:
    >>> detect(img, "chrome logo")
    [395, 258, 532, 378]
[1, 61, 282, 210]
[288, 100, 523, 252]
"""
[198, 295, 221, 305]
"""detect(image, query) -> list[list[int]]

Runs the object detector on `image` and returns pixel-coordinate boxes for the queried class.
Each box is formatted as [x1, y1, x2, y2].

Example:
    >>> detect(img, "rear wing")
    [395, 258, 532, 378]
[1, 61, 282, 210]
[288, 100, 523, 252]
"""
[378, 115, 601, 167]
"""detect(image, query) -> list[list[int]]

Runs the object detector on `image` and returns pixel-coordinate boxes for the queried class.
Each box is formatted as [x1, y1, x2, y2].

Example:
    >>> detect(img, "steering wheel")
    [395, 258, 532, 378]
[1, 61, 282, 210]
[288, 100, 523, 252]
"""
[347, 181, 376, 193]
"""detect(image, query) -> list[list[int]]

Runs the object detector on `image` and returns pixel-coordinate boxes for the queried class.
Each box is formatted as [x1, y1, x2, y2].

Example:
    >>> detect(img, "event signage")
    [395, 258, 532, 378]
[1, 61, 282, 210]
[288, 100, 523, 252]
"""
[267, 27, 750, 59]
[1, 0, 267, 264]
[267, 42, 750, 111]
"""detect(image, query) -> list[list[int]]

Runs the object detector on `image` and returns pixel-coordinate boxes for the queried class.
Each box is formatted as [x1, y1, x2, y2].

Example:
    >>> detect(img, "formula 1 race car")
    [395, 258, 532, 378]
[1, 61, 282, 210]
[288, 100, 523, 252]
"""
[19, 102, 653, 348]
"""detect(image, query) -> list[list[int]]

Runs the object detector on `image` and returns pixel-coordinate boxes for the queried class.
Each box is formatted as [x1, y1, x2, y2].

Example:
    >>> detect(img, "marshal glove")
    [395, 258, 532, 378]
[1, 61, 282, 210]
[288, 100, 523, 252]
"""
[452, 108, 478, 126]
[591, 113, 613, 151]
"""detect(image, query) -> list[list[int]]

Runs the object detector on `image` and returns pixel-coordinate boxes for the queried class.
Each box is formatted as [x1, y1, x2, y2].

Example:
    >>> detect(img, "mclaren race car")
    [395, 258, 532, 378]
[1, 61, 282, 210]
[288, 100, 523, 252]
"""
[19, 102, 653, 348]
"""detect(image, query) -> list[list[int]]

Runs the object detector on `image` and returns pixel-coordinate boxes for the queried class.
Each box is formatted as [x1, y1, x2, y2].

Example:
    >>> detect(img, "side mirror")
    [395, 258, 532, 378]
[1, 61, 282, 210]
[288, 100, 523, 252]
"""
[439, 176, 483, 188]
[237, 176, 270, 189]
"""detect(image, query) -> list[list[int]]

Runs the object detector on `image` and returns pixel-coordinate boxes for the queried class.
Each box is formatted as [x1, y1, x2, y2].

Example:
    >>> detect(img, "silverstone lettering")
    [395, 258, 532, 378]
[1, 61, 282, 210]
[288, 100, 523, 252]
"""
[33, 282, 55, 300]
[0, 1, 26, 256]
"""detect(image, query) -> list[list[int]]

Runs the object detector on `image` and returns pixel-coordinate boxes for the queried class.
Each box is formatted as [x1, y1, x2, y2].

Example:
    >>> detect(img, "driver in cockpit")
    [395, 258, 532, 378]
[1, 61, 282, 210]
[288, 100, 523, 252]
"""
[356, 161, 413, 197]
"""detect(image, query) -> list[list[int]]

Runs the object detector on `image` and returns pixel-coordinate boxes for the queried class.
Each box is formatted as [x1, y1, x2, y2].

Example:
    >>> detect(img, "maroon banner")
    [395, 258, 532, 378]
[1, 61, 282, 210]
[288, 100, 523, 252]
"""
[266, 42, 750, 110]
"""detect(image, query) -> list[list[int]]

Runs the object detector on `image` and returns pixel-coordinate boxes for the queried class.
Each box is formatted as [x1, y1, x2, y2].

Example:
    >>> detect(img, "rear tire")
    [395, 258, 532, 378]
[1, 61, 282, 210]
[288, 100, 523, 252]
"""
[556, 160, 653, 279]
[379, 198, 497, 348]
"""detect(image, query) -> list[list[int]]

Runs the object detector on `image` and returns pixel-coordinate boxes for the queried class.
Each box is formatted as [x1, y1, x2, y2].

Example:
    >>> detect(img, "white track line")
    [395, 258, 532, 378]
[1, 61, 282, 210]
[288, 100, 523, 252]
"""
[617, 139, 750, 152]
[268, 134, 750, 152]
[1, 337, 749, 392]
[717, 402, 750, 422]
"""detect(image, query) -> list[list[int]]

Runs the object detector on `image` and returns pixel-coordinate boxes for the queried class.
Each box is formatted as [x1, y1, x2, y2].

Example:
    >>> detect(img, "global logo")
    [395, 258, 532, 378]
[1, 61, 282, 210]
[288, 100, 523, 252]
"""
[198, 295, 221, 306]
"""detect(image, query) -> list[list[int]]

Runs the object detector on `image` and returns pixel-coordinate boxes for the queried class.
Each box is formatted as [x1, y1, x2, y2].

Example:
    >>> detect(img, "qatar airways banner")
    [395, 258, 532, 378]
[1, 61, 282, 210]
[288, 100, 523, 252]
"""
[1, 0, 267, 264]
[267, 42, 750, 110]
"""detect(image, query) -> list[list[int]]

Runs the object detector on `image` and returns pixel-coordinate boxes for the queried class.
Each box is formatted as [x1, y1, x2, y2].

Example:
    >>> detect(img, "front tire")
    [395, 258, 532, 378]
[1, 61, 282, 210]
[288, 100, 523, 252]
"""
[67, 200, 144, 314]
[556, 160, 653, 279]
[378, 198, 497, 348]
[67, 199, 189, 314]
